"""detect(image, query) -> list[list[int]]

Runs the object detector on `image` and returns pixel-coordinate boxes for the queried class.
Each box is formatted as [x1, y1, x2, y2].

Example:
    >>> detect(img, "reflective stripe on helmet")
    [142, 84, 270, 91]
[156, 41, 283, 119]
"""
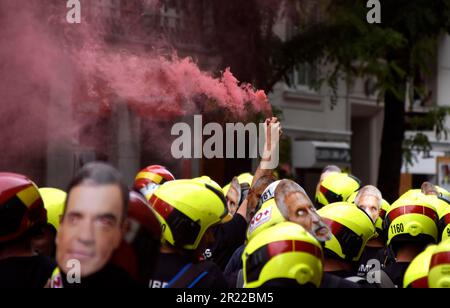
[439, 213, 450, 239]
[410, 276, 428, 288]
[150, 194, 174, 219]
[319, 185, 342, 204]
[430, 251, 450, 269]
[149, 193, 201, 247]
[267, 240, 323, 260]
[0, 183, 31, 206]
[387, 205, 438, 224]
[322, 217, 364, 261]
[379, 208, 387, 219]
[442, 213, 450, 226]
[246, 239, 322, 283]
[136, 171, 164, 185]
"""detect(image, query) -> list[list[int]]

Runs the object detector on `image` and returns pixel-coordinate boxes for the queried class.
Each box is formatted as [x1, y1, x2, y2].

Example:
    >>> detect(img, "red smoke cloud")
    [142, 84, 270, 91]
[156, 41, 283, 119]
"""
[0, 0, 271, 182]
[77, 48, 270, 118]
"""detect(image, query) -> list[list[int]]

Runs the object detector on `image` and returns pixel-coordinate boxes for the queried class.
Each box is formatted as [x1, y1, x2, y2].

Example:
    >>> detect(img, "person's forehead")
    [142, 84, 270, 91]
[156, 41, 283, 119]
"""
[359, 194, 379, 204]
[284, 190, 310, 203]
[66, 184, 123, 215]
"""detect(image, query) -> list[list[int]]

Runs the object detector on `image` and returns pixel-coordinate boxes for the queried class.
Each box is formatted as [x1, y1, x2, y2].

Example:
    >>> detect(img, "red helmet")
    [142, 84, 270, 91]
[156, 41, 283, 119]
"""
[111, 191, 162, 284]
[127, 191, 162, 240]
[0, 173, 47, 242]
[134, 165, 175, 200]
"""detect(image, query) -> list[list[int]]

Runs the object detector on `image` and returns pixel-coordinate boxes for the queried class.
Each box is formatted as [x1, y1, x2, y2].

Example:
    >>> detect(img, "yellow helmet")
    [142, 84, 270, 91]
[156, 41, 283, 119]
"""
[315, 173, 361, 209]
[318, 202, 375, 262]
[403, 245, 436, 288]
[347, 191, 357, 203]
[192, 176, 223, 191]
[375, 199, 390, 236]
[385, 194, 439, 247]
[242, 222, 324, 288]
[428, 239, 450, 288]
[222, 173, 253, 196]
[436, 186, 450, 199]
[438, 204, 450, 242]
[398, 189, 423, 201]
[422, 194, 449, 214]
[149, 179, 229, 250]
[237, 173, 253, 185]
[421, 194, 450, 242]
[39, 187, 67, 230]
[246, 198, 286, 241]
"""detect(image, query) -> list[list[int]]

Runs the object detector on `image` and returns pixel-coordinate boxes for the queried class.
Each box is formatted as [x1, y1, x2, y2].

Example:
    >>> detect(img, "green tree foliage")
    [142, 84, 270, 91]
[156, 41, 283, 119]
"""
[85, 0, 449, 199]
[211, 0, 450, 201]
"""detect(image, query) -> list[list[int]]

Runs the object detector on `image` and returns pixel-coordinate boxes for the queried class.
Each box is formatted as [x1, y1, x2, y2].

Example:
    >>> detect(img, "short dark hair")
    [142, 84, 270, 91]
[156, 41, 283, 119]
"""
[64, 162, 129, 222]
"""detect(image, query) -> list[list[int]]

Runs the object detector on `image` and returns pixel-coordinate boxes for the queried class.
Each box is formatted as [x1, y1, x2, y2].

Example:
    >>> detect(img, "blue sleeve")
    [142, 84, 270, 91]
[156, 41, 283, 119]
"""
[223, 244, 246, 287]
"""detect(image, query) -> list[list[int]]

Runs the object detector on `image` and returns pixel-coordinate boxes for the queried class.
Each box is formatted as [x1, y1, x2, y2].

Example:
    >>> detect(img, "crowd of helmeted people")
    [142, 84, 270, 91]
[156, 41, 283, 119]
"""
[0, 117, 449, 288]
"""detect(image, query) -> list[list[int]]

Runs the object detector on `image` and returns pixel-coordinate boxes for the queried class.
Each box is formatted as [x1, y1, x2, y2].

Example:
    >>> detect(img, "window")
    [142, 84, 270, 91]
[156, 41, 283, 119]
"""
[287, 63, 318, 91]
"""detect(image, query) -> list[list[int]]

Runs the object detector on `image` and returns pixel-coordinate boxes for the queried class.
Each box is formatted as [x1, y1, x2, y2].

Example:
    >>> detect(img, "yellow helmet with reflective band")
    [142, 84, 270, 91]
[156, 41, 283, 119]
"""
[317, 202, 375, 262]
[422, 194, 450, 242]
[423, 194, 449, 214]
[403, 245, 436, 288]
[194, 176, 233, 222]
[315, 173, 361, 209]
[39, 187, 66, 230]
[428, 239, 450, 288]
[438, 205, 450, 242]
[347, 191, 357, 203]
[149, 179, 229, 250]
[223, 173, 253, 196]
[243, 222, 324, 288]
[385, 194, 439, 246]
[375, 199, 390, 235]
[398, 189, 423, 201]
[246, 198, 286, 241]
[436, 186, 450, 199]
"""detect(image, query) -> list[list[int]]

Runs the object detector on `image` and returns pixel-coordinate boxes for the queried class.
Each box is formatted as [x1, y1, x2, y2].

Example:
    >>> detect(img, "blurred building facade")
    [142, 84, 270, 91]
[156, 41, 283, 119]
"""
[399, 35, 450, 194]
[45, 0, 220, 188]
[30, 0, 450, 193]
[268, 11, 384, 196]
[268, 11, 450, 196]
